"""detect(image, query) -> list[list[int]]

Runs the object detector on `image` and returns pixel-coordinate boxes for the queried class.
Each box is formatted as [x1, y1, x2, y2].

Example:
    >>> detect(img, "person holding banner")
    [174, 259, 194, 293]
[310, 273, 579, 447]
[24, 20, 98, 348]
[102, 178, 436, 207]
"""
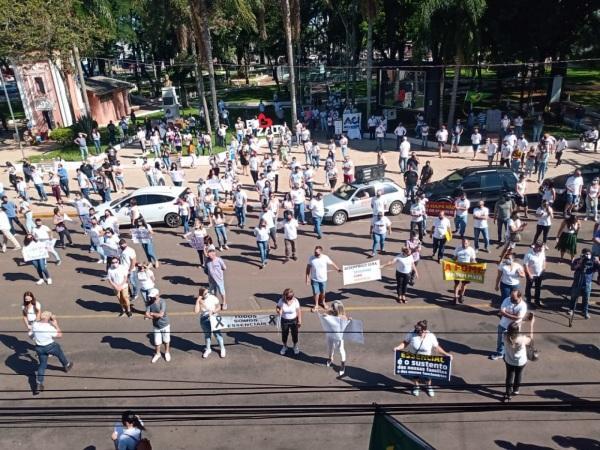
[429, 211, 452, 262]
[323, 300, 350, 376]
[383, 247, 419, 303]
[369, 212, 392, 258]
[276, 288, 302, 356]
[394, 320, 452, 397]
[306, 246, 342, 312]
[195, 288, 226, 358]
[452, 238, 477, 304]
[22, 234, 52, 285]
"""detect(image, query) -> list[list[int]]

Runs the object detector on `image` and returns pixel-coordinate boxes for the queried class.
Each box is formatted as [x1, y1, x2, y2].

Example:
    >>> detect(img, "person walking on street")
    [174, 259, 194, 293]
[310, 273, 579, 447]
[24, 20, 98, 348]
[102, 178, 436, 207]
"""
[0, 208, 21, 252]
[382, 247, 419, 304]
[277, 288, 302, 356]
[278, 210, 299, 261]
[473, 200, 490, 252]
[568, 248, 600, 321]
[555, 215, 580, 262]
[369, 211, 392, 257]
[254, 218, 271, 268]
[107, 257, 132, 317]
[429, 211, 451, 261]
[31, 311, 73, 394]
[452, 238, 477, 304]
[22, 234, 51, 284]
[233, 185, 247, 228]
[533, 200, 553, 247]
[145, 288, 171, 363]
[564, 170, 583, 217]
[2, 196, 27, 234]
[195, 287, 226, 358]
[494, 195, 516, 245]
[502, 318, 534, 402]
[306, 246, 341, 312]
[394, 320, 452, 397]
[523, 242, 546, 307]
[489, 290, 528, 360]
[309, 192, 324, 239]
[205, 248, 228, 310]
[22, 291, 41, 336]
[436, 125, 448, 158]
[453, 191, 470, 238]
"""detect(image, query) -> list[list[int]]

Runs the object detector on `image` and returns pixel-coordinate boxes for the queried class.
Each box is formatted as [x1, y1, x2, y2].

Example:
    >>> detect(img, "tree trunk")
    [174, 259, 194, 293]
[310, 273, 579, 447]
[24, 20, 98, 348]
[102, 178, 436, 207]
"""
[73, 45, 91, 119]
[282, 0, 297, 124]
[438, 66, 445, 127]
[365, 12, 374, 119]
[193, 51, 211, 133]
[447, 53, 461, 130]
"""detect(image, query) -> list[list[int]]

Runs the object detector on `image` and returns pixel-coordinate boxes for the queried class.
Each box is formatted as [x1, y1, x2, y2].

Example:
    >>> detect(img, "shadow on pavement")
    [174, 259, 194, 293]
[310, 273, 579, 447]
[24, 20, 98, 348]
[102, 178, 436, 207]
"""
[557, 340, 600, 361]
[494, 440, 553, 449]
[0, 334, 38, 394]
[75, 298, 121, 313]
[82, 284, 115, 296]
[159, 257, 198, 267]
[552, 435, 600, 449]
[3, 272, 37, 282]
[101, 336, 154, 357]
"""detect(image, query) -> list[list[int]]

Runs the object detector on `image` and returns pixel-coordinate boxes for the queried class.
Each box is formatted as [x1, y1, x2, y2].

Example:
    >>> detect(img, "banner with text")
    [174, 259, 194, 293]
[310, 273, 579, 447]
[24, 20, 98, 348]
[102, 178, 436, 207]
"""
[342, 113, 362, 139]
[343, 260, 381, 286]
[210, 314, 279, 331]
[131, 228, 152, 244]
[22, 242, 49, 262]
[394, 350, 452, 381]
[441, 259, 487, 283]
[425, 201, 456, 217]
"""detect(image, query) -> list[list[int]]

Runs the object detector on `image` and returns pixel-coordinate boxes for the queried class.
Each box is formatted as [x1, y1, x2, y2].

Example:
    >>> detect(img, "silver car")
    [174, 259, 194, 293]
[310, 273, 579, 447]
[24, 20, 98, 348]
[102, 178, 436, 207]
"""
[323, 178, 407, 225]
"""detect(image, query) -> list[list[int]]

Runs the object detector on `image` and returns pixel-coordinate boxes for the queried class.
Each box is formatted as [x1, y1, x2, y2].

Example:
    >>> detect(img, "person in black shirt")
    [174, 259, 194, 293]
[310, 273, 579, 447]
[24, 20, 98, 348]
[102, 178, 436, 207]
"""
[569, 248, 600, 321]
[420, 161, 433, 186]
[404, 169, 419, 201]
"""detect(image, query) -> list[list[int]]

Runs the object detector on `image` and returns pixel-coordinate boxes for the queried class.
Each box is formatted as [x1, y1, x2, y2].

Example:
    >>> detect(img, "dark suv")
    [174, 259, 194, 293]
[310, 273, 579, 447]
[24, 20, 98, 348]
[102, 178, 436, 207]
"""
[421, 166, 518, 207]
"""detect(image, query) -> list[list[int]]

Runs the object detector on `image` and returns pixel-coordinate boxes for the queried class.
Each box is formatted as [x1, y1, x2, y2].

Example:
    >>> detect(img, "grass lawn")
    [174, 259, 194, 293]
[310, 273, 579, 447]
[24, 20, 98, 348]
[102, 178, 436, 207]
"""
[0, 100, 25, 120]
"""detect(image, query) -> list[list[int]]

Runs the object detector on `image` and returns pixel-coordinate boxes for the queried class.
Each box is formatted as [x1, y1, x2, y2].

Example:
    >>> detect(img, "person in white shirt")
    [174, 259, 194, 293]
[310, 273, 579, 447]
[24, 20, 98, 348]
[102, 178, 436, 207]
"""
[436, 125, 448, 158]
[260, 205, 277, 250]
[368, 115, 377, 140]
[515, 174, 529, 219]
[523, 242, 546, 306]
[195, 288, 226, 358]
[490, 290, 528, 360]
[382, 246, 418, 304]
[452, 238, 477, 304]
[454, 192, 470, 238]
[309, 192, 324, 239]
[369, 212, 392, 257]
[137, 128, 147, 155]
[370, 189, 386, 217]
[278, 211, 299, 260]
[305, 246, 341, 312]
[486, 138, 498, 166]
[233, 185, 247, 228]
[409, 199, 426, 240]
[107, 257, 132, 317]
[393, 320, 452, 397]
[254, 218, 271, 268]
[429, 211, 451, 261]
[0, 209, 21, 252]
[31, 311, 73, 394]
[276, 288, 302, 355]
[290, 185, 307, 224]
[394, 123, 407, 150]
[342, 156, 354, 184]
[500, 140, 513, 168]
[565, 170, 583, 216]
[495, 251, 525, 303]
[399, 137, 410, 172]
[375, 124, 386, 151]
[32, 218, 60, 263]
[472, 200, 490, 252]
[471, 128, 482, 160]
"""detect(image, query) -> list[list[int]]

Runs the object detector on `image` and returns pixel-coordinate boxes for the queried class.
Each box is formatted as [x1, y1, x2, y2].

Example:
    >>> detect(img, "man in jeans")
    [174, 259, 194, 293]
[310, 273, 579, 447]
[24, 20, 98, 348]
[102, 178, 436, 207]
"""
[32, 311, 73, 394]
[278, 211, 298, 261]
[489, 290, 527, 360]
[494, 195, 515, 245]
[453, 191, 470, 238]
[523, 242, 546, 306]
[233, 185, 247, 228]
[569, 248, 600, 320]
[472, 200, 490, 252]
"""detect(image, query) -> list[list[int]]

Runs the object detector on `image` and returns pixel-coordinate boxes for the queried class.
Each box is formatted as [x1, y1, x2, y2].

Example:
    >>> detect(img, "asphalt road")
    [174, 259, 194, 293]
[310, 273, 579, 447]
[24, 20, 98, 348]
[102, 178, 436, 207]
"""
[0, 206, 599, 449]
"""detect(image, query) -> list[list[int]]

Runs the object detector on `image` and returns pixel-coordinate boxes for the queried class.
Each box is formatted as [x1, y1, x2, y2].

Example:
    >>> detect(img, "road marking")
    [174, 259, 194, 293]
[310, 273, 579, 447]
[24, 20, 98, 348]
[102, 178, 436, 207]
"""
[0, 303, 493, 321]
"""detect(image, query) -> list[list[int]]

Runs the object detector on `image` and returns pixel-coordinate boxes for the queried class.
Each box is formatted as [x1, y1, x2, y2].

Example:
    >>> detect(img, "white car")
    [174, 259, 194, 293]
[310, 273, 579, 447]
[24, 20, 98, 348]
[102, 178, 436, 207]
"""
[93, 186, 186, 228]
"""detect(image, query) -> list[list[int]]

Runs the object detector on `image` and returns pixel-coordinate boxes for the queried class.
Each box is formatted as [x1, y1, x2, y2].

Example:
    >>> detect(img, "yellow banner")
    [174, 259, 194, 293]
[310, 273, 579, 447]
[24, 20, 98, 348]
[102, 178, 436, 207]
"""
[441, 259, 487, 283]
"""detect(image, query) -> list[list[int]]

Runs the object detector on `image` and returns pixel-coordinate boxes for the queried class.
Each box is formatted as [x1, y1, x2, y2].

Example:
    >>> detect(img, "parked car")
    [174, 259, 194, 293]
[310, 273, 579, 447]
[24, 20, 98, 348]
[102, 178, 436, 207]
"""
[540, 163, 600, 209]
[93, 186, 186, 228]
[421, 166, 518, 208]
[323, 178, 407, 225]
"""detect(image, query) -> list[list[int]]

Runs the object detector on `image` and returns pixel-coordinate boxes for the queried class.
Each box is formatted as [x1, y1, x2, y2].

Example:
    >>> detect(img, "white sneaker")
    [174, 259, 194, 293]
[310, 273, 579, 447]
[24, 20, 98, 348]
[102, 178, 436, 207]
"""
[426, 387, 435, 397]
[96, 259, 104, 264]
[56, 260, 62, 266]
[36, 279, 44, 285]
[280, 346, 287, 355]
[1, 244, 6, 253]
[151, 353, 161, 363]
[293, 345, 300, 355]
[202, 348, 212, 358]
[164, 352, 171, 362]
[220, 348, 226, 358]
[46, 278, 53, 285]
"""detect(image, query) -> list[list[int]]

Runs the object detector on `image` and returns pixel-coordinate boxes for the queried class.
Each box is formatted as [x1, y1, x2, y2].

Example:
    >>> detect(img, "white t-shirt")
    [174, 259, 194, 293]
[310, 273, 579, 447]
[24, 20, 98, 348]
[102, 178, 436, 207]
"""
[487, 142, 498, 156]
[308, 254, 333, 282]
[310, 199, 325, 217]
[372, 216, 391, 235]
[503, 334, 528, 366]
[393, 255, 413, 274]
[22, 301, 42, 324]
[454, 246, 476, 263]
[499, 262, 523, 286]
[566, 176, 583, 195]
[32, 225, 51, 241]
[278, 219, 298, 240]
[199, 293, 220, 316]
[120, 247, 136, 270]
[454, 198, 470, 217]
[404, 331, 438, 355]
[260, 211, 275, 229]
[371, 197, 386, 215]
[290, 189, 305, 205]
[135, 269, 155, 290]
[473, 207, 489, 228]
[536, 207, 552, 226]
[254, 227, 270, 242]
[432, 217, 451, 239]
[499, 297, 528, 329]
[107, 264, 129, 287]
[32, 321, 58, 346]
[277, 298, 300, 320]
[399, 141, 410, 158]
[410, 203, 425, 223]
[471, 133, 482, 145]
[523, 250, 545, 277]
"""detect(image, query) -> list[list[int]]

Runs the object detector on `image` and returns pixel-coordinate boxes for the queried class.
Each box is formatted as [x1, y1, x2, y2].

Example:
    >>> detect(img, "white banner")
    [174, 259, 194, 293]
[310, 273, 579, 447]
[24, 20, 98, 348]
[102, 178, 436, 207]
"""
[342, 260, 381, 285]
[319, 314, 365, 344]
[210, 314, 279, 331]
[101, 242, 120, 258]
[334, 120, 343, 136]
[131, 228, 152, 244]
[22, 242, 49, 262]
[342, 113, 362, 139]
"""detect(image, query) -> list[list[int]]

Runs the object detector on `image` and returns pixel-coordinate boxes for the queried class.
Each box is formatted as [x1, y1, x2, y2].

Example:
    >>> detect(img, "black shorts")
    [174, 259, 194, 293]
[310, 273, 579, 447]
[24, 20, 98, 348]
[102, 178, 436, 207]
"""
[515, 195, 527, 207]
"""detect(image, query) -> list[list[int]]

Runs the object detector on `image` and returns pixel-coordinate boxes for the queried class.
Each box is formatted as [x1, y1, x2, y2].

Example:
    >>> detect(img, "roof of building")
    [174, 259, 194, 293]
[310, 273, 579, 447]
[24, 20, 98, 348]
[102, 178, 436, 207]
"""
[85, 76, 135, 96]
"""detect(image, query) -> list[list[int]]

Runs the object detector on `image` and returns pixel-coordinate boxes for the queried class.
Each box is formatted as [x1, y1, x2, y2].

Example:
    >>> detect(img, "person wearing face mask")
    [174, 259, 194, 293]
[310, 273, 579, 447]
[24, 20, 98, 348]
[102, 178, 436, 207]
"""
[370, 190, 386, 218]
[472, 200, 490, 252]
[585, 177, 600, 222]
[568, 249, 600, 322]
[276, 288, 302, 356]
[195, 287, 226, 358]
[523, 242, 546, 307]
[429, 211, 451, 262]
[369, 212, 392, 258]
[107, 257, 132, 318]
[394, 320, 452, 397]
[502, 318, 534, 402]
[306, 246, 342, 313]
[452, 238, 477, 304]
[382, 246, 419, 304]
[495, 251, 525, 302]
[233, 185, 248, 228]
[489, 290, 528, 360]
[453, 191, 470, 239]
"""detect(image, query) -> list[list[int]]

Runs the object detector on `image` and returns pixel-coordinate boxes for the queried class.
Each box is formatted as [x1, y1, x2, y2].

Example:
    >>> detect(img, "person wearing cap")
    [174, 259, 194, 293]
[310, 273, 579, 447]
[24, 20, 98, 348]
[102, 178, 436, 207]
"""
[568, 248, 600, 321]
[31, 311, 73, 394]
[523, 242, 546, 307]
[195, 287, 226, 358]
[144, 289, 171, 363]
[369, 211, 392, 258]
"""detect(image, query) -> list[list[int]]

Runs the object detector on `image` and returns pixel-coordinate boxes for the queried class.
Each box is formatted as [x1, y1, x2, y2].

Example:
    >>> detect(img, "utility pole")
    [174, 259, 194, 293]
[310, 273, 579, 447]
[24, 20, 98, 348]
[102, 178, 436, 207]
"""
[282, 0, 297, 125]
[192, 39, 212, 134]
[72, 45, 92, 117]
[0, 67, 24, 159]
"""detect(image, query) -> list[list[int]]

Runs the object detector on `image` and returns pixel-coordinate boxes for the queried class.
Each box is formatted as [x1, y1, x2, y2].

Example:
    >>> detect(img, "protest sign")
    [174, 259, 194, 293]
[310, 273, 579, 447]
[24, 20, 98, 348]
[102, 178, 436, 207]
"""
[425, 201, 456, 217]
[131, 228, 152, 244]
[343, 260, 381, 286]
[394, 350, 452, 381]
[319, 314, 365, 344]
[101, 242, 120, 258]
[210, 314, 279, 331]
[343, 113, 362, 139]
[441, 259, 487, 283]
[22, 242, 49, 262]
[334, 120, 343, 136]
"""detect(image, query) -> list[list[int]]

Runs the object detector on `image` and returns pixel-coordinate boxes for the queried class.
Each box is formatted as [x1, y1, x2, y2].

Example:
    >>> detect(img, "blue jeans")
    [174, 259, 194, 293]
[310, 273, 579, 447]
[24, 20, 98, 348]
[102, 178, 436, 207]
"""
[372, 233, 386, 253]
[80, 146, 89, 160]
[474, 227, 489, 250]
[235, 206, 246, 227]
[92, 242, 106, 261]
[570, 283, 592, 315]
[500, 282, 519, 302]
[294, 203, 306, 223]
[305, 182, 314, 198]
[181, 215, 190, 233]
[257, 240, 269, 264]
[421, 135, 428, 147]
[432, 237, 446, 260]
[376, 137, 384, 150]
[31, 259, 50, 280]
[399, 157, 408, 172]
[454, 215, 467, 237]
[311, 155, 320, 169]
[81, 188, 90, 201]
[313, 215, 323, 238]
[35, 341, 69, 384]
[59, 178, 70, 196]
[34, 183, 48, 201]
[142, 241, 158, 264]
[200, 314, 224, 348]
[511, 159, 521, 173]
[532, 125, 543, 142]
[537, 162, 548, 183]
[93, 140, 101, 153]
[495, 324, 508, 356]
[215, 225, 228, 247]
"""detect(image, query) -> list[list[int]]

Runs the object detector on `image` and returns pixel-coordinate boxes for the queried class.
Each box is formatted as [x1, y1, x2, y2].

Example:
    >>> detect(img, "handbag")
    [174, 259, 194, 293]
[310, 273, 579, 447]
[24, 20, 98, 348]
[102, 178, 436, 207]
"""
[526, 339, 539, 361]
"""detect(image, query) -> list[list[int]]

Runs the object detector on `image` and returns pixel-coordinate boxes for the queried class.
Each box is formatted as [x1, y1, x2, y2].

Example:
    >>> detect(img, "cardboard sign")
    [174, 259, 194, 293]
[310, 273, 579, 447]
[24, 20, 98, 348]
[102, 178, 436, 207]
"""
[131, 228, 152, 244]
[22, 242, 49, 262]
[394, 350, 452, 381]
[342, 260, 381, 286]
[441, 259, 487, 283]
